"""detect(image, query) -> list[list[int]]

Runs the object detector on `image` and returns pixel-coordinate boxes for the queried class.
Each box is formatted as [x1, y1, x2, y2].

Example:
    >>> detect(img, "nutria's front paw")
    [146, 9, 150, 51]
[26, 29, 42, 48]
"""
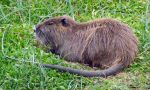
[48, 49, 59, 55]
[49, 49, 55, 53]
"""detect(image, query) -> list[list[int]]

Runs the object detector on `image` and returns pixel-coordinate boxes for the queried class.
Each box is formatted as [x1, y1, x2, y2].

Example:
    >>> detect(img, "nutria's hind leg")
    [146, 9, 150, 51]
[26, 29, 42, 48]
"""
[92, 61, 101, 68]
[82, 59, 101, 68]
[82, 58, 92, 66]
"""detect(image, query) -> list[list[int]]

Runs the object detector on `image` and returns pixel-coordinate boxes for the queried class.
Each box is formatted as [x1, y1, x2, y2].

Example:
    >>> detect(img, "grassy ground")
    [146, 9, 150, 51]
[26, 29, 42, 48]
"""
[0, 0, 150, 90]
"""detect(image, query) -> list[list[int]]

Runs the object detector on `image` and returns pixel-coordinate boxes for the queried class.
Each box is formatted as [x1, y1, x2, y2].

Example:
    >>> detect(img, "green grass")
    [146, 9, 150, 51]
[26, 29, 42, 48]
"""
[0, 0, 150, 90]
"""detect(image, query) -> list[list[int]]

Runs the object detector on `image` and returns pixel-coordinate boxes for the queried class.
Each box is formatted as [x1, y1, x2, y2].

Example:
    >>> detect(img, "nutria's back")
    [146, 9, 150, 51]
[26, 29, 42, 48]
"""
[35, 15, 138, 77]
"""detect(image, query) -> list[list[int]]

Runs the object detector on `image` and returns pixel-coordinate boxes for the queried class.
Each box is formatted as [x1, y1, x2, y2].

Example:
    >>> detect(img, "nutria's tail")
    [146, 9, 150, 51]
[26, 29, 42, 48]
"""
[41, 63, 124, 77]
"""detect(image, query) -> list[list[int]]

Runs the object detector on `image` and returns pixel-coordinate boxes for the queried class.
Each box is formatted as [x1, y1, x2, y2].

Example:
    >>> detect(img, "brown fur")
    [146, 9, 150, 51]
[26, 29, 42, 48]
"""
[35, 15, 138, 77]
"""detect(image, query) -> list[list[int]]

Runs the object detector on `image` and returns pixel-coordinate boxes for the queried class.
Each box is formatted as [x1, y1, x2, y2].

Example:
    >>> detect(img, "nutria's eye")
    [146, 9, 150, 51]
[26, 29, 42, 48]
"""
[61, 18, 68, 26]
[46, 22, 54, 25]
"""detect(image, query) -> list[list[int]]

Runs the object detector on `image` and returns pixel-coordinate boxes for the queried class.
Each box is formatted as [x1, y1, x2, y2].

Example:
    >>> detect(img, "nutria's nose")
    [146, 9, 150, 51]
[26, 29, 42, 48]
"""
[34, 25, 41, 32]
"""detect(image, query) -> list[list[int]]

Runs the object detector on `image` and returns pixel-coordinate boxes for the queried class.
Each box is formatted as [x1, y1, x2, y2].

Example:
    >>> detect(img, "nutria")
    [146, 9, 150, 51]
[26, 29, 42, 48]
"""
[34, 15, 138, 77]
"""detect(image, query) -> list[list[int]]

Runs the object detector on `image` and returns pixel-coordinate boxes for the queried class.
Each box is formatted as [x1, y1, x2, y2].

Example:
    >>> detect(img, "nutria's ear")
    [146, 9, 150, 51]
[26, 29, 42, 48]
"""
[61, 18, 69, 26]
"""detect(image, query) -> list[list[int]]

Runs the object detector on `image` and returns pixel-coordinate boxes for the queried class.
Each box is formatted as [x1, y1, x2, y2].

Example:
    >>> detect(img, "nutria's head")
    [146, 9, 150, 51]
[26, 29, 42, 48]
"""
[35, 15, 76, 48]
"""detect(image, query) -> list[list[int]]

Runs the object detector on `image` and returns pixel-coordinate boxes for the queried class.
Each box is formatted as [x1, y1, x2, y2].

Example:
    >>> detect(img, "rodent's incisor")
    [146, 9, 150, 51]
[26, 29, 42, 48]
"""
[35, 15, 138, 77]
